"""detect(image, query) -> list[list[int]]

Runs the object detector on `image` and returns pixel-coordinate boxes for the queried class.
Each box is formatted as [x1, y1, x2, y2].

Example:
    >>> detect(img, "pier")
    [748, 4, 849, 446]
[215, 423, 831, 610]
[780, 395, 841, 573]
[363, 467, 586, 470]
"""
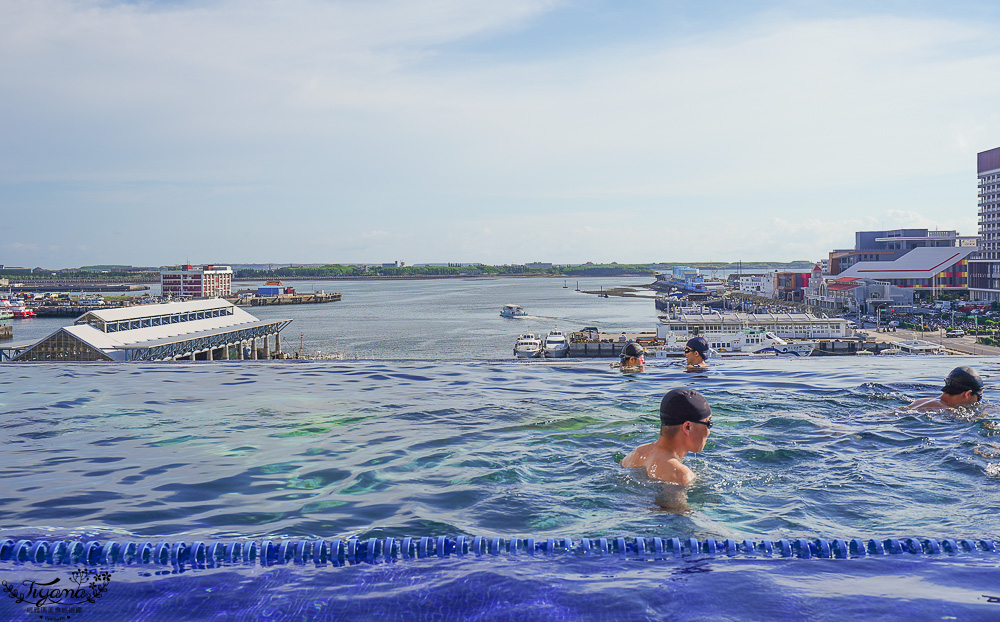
[33, 304, 130, 318]
[227, 292, 341, 306]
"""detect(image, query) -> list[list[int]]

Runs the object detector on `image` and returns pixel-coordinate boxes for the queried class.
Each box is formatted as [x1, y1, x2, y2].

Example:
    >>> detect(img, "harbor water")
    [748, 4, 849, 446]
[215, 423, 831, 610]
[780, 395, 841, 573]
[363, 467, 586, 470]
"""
[2, 278, 999, 620]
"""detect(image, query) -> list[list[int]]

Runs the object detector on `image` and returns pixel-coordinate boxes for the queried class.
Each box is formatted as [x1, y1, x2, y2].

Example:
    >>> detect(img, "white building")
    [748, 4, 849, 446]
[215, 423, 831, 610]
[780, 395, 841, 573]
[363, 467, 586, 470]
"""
[161, 264, 233, 298]
[2, 299, 289, 362]
[736, 274, 775, 297]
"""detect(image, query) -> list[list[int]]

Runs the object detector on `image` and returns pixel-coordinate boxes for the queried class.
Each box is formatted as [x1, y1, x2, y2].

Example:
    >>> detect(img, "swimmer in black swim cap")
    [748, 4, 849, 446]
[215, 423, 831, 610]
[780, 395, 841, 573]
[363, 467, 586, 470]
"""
[907, 366, 984, 411]
[684, 336, 709, 371]
[618, 341, 645, 371]
[621, 388, 713, 485]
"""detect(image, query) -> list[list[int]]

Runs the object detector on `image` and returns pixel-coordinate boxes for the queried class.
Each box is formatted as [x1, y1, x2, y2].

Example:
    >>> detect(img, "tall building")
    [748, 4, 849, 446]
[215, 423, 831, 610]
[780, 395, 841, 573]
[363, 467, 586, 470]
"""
[161, 264, 233, 298]
[969, 147, 1000, 301]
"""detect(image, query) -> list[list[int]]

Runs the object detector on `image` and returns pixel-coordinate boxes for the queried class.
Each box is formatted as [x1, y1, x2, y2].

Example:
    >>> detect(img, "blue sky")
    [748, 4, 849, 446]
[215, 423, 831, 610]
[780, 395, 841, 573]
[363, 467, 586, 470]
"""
[2, 0, 999, 268]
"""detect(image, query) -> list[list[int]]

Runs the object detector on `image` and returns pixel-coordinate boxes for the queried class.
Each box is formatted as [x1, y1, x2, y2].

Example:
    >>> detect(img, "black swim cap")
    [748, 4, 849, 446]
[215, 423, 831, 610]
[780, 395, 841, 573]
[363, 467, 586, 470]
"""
[620, 342, 645, 360]
[943, 366, 984, 395]
[659, 388, 711, 426]
[686, 337, 709, 358]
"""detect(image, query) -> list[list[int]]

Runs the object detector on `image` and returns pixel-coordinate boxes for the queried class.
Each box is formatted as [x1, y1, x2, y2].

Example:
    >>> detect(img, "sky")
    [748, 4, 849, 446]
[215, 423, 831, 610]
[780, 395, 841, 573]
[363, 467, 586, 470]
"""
[2, 0, 1000, 268]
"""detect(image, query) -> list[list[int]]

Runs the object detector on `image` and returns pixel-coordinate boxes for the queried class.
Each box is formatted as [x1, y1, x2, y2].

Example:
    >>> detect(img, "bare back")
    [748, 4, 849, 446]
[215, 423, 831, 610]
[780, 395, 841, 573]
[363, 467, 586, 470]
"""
[621, 442, 695, 485]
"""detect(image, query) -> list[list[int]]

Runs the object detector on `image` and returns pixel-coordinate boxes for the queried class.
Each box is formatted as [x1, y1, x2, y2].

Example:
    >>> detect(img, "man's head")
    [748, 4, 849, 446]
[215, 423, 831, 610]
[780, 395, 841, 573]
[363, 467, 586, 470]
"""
[941, 366, 984, 405]
[620, 342, 645, 366]
[659, 388, 712, 450]
[684, 337, 709, 363]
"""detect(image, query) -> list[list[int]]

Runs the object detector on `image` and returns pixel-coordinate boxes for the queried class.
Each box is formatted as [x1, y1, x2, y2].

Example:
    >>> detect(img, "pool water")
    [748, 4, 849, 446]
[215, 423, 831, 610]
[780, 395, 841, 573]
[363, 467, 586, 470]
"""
[2, 357, 1000, 620]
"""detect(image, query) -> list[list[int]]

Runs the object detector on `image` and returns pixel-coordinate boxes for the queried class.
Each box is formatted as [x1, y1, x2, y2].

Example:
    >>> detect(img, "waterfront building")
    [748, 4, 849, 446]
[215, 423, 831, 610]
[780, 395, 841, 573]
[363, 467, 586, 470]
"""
[160, 264, 233, 298]
[0, 299, 290, 362]
[828, 228, 977, 276]
[805, 275, 914, 313]
[735, 274, 776, 297]
[656, 307, 850, 342]
[773, 270, 815, 302]
[832, 246, 976, 298]
[969, 147, 1000, 301]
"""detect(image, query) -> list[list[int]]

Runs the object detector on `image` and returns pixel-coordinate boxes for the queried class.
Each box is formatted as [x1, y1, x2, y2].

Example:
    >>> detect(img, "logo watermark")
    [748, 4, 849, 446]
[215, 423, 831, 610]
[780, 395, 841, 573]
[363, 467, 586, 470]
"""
[2, 567, 110, 619]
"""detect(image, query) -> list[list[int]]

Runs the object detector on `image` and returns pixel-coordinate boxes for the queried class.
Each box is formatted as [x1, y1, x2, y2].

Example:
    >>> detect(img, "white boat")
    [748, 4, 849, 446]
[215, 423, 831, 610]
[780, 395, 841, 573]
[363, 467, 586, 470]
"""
[543, 329, 570, 358]
[650, 329, 816, 358]
[513, 333, 543, 358]
[500, 304, 527, 318]
[657, 307, 849, 341]
[0, 298, 35, 318]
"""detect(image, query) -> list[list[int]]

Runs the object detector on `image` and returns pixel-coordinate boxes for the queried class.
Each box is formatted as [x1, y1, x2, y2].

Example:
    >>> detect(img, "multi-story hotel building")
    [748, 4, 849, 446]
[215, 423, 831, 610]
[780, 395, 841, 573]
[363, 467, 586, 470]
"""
[160, 264, 233, 299]
[969, 147, 1000, 301]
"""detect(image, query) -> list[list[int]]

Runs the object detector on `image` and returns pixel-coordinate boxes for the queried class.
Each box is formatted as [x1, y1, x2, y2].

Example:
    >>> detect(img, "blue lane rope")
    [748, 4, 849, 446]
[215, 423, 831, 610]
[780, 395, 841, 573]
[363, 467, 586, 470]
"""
[0, 537, 997, 567]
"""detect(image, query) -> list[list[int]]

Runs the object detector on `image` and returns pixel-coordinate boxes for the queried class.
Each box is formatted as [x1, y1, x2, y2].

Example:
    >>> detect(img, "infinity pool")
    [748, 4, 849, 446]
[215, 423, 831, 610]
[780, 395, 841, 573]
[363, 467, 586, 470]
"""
[1, 357, 999, 620]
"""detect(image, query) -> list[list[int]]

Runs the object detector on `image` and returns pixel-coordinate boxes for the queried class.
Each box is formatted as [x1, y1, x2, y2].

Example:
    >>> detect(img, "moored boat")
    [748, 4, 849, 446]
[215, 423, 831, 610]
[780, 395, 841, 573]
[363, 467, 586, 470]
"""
[650, 328, 816, 358]
[543, 329, 570, 358]
[513, 333, 543, 358]
[0, 299, 35, 318]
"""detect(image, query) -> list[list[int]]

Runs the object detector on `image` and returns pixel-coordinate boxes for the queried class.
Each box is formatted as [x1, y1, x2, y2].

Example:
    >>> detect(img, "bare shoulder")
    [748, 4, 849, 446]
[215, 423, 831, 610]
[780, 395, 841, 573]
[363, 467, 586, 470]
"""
[906, 397, 945, 411]
[621, 443, 652, 468]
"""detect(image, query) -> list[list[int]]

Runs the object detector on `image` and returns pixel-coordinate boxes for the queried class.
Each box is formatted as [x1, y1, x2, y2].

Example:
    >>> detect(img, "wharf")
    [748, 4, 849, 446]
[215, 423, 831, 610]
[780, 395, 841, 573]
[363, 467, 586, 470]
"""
[568, 331, 659, 358]
[33, 305, 129, 318]
[10, 283, 148, 293]
[228, 292, 342, 307]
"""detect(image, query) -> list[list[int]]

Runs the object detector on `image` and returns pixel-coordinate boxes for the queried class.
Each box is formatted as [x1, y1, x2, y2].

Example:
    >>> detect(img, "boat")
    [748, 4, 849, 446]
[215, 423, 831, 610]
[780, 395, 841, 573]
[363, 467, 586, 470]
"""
[500, 304, 527, 318]
[0, 299, 35, 318]
[543, 329, 570, 358]
[653, 267, 727, 295]
[650, 328, 816, 359]
[657, 306, 849, 341]
[513, 333, 543, 358]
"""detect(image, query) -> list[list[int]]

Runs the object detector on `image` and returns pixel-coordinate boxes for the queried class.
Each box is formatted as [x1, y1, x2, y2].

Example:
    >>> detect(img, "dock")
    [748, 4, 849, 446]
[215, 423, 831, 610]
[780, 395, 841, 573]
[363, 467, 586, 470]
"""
[227, 292, 342, 307]
[33, 305, 130, 318]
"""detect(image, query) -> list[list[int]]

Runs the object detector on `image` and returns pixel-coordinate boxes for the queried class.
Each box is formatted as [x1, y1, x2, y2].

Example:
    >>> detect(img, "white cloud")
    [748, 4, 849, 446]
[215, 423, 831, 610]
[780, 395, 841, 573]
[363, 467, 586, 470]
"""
[0, 2, 997, 265]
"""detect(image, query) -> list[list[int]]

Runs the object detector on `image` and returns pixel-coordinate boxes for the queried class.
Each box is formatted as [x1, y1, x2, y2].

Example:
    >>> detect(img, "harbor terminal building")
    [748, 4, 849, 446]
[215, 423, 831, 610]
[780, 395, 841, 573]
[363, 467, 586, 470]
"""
[1, 299, 290, 363]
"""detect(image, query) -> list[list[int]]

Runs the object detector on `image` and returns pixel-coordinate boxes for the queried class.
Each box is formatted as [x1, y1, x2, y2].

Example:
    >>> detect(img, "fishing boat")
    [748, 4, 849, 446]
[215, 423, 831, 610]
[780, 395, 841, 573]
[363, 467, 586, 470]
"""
[500, 304, 527, 318]
[543, 329, 570, 358]
[513, 333, 543, 358]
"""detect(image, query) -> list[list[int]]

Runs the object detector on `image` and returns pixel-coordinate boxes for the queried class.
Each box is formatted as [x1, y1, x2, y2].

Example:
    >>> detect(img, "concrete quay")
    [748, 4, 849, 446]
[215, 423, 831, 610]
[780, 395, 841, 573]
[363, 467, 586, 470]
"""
[863, 327, 1000, 356]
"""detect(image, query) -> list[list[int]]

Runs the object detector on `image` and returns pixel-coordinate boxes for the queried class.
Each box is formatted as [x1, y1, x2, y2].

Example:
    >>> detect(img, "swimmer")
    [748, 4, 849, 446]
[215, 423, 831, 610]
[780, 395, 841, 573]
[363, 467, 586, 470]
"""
[621, 388, 712, 485]
[684, 336, 709, 371]
[617, 341, 645, 372]
[907, 366, 984, 411]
